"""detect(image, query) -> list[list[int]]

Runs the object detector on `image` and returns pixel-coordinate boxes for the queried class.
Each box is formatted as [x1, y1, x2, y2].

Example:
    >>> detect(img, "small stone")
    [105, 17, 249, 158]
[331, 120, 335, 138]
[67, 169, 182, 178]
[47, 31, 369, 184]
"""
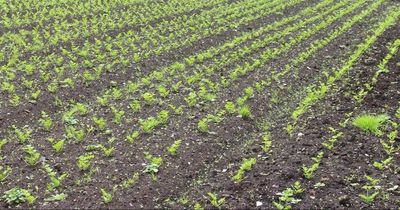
[256, 201, 263, 207]
[298, 132, 304, 137]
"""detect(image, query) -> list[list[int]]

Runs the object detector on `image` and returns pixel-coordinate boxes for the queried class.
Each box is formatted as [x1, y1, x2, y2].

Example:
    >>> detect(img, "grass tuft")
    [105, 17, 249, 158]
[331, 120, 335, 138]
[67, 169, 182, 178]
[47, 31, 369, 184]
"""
[352, 114, 389, 135]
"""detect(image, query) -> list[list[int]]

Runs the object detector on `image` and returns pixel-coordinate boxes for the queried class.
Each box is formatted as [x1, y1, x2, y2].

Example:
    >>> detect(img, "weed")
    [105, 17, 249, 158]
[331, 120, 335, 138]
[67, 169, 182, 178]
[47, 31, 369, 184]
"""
[353, 114, 389, 135]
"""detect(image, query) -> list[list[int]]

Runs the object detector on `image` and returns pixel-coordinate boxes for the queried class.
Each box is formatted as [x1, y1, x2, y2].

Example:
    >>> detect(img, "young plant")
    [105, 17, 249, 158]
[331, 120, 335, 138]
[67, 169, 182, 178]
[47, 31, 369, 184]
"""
[167, 139, 182, 156]
[352, 114, 389, 135]
[207, 192, 225, 209]
[121, 172, 140, 189]
[140, 117, 159, 133]
[225, 101, 236, 114]
[143, 152, 162, 180]
[52, 139, 65, 153]
[194, 202, 204, 210]
[12, 125, 32, 143]
[197, 119, 209, 133]
[185, 92, 198, 107]
[0, 166, 11, 182]
[97, 95, 109, 107]
[129, 100, 141, 113]
[373, 156, 393, 170]
[2, 187, 35, 205]
[100, 187, 117, 204]
[43, 164, 68, 191]
[157, 85, 169, 98]
[261, 134, 271, 153]
[238, 105, 252, 119]
[100, 145, 115, 157]
[24, 145, 40, 166]
[273, 181, 303, 210]
[111, 107, 125, 124]
[77, 153, 95, 171]
[65, 126, 86, 141]
[157, 110, 169, 124]
[93, 116, 107, 131]
[126, 130, 140, 143]
[302, 152, 324, 179]
[396, 106, 400, 119]
[112, 88, 122, 100]
[142, 92, 155, 104]
[39, 111, 53, 131]
[0, 139, 7, 151]
[232, 158, 256, 182]
[359, 191, 379, 204]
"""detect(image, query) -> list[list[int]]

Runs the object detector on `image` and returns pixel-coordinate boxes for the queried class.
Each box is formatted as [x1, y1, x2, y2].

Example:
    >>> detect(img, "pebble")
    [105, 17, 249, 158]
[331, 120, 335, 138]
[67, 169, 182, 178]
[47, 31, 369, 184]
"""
[256, 201, 263, 207]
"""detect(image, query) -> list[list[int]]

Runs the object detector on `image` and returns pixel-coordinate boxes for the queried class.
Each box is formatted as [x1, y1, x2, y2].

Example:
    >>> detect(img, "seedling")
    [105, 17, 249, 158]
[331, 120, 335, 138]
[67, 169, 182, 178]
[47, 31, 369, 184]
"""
[232, 158, 256, 182]
[43, 164, 68, 191]
[185, 92, 198, 107]
[52, 139, 65, 153]
[0, 139, 7, 151]
[198, 119, 209, 133]
[121, 173, 140, 189]
[194, 203, 204, 210]
[167, 139, 182, 156]
[225, 101, 236, 114]
[373, 156, 393, 170]
[261, 134, 272, 152]
[207, 192, 225, 209]
[143, 152, 162, 180]
[77, 153, 95, 171]
[100, 187, 117, 204]
[111, 107, 125, 124]
[142, 92, 155, 104]
[140, 117, 159, 133]
[2, 187, 35, 205]
[12, 125, 32, 143]
[302, 152, 324, 179]
[39, 112, 53, 131]
[239, 105, 252, 119]
[359, 191, 379, 204]
[93, 117, 107, 131]
[130, 100, 141, 112]
[0, 166, 11, 182]
[127, 131, 140, 144]
[273, 181, 303, 210]
[24, 145, 40, 166]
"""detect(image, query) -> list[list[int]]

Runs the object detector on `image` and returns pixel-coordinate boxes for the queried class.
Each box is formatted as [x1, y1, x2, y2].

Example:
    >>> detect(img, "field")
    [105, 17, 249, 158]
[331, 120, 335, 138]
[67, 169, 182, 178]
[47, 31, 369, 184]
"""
[0, 0, 400, 209]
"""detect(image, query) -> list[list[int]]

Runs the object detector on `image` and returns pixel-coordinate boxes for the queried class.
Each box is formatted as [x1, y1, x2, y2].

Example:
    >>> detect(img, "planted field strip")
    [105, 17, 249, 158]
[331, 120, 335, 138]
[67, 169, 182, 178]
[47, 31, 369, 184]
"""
[276, 36, 400, 209]
[288, 7, 400, 134]
[0, 0, 313, 129]
[0, 0, 306, 124]
[0, 0, 399, 209]
[151, 2, 396, 207]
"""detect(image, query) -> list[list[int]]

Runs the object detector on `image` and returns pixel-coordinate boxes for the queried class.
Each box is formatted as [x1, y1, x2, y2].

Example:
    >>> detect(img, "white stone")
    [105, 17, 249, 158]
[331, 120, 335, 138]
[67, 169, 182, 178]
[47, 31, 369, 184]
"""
[256, 201, 263, 207]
